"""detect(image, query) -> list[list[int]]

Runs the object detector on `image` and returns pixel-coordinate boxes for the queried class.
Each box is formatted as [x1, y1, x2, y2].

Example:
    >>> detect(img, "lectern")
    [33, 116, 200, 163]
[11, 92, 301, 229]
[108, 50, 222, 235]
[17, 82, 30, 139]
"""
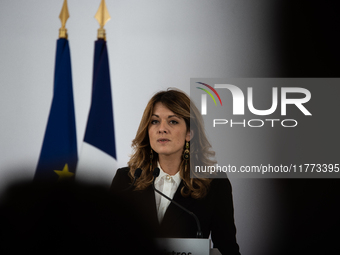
[155, 238, 222, 255]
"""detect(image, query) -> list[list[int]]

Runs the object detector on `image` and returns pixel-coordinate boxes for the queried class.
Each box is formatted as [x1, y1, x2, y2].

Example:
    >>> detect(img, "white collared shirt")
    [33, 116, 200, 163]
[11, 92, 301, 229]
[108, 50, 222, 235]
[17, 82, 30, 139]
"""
[154, 162, 181, 223]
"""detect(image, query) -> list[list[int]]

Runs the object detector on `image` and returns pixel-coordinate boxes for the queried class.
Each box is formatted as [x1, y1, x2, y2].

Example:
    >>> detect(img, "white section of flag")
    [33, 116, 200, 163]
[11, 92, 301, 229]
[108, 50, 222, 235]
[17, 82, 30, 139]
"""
[76, 142, 117, 187]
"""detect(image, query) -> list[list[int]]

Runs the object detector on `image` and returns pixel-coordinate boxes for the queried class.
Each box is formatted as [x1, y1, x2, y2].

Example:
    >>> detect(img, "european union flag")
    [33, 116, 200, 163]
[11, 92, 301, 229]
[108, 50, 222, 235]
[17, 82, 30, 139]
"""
[76, 39, 116, 184]
[34, 38, 78, 181]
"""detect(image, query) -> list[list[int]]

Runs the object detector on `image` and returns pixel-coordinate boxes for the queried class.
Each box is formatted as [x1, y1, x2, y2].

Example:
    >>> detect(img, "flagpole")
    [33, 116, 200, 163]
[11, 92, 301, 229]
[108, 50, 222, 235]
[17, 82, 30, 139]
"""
[95, 0, 111, 40]
[59, 0, 69, 39]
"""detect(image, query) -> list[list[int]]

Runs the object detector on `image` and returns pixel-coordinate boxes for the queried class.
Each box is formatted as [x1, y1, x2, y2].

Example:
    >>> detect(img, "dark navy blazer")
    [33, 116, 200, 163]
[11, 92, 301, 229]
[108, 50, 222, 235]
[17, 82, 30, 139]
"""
[110, 167, 240, 255]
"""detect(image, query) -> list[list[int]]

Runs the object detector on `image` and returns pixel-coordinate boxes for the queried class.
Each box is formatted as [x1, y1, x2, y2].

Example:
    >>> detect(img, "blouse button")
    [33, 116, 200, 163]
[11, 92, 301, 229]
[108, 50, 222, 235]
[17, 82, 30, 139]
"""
[166, 175, 171, 181]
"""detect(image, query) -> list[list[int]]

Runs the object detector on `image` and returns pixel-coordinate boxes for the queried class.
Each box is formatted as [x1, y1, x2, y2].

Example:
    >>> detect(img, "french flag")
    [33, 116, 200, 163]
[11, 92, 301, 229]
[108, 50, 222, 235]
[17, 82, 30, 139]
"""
[76, 39, 117, 185]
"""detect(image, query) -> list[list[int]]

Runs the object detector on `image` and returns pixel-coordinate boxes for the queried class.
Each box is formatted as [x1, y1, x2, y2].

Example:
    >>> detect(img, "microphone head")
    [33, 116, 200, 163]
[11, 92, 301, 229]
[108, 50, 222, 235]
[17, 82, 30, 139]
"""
[134, 168, 142, 178]
[152, 167, 160, 178]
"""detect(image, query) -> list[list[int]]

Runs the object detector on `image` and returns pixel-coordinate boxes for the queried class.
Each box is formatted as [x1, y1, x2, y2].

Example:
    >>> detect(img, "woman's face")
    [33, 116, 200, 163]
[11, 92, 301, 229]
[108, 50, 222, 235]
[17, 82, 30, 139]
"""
[148, 102, 190, 160]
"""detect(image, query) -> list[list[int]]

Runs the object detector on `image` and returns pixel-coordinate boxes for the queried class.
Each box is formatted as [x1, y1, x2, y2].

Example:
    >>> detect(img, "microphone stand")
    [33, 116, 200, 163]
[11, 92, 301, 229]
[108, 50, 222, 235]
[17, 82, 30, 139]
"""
[122, 168, 142, 192]
[152, 167, 203, 238]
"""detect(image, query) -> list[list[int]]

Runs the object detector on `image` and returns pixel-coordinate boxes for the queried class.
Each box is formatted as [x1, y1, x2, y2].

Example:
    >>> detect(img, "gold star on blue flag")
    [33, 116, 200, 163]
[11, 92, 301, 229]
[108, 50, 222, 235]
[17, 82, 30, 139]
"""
[54, 164, 75, 181]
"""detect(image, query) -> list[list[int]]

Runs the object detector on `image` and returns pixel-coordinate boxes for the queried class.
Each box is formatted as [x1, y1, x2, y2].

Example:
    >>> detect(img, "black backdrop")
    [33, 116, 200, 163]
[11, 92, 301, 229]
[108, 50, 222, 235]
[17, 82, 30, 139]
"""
[275, 1, 339, 254]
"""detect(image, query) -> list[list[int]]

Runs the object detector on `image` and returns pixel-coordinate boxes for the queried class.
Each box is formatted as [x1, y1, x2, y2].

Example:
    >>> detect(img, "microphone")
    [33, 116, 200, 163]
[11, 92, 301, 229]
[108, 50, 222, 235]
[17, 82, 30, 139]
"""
[152, 167, 203, 238]
[122, 168, 142, 192]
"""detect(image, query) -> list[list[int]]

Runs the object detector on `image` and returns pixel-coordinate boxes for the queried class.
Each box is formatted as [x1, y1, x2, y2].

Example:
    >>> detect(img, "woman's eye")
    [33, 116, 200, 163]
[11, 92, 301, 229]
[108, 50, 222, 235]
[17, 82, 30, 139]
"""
[169, 120, 178, 125]
[151, 120, 159, 124]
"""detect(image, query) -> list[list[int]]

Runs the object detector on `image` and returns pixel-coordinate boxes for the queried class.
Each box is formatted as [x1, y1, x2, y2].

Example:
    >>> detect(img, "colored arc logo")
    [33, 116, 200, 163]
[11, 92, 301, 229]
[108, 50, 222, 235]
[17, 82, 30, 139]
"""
[196, 82, 223, 106]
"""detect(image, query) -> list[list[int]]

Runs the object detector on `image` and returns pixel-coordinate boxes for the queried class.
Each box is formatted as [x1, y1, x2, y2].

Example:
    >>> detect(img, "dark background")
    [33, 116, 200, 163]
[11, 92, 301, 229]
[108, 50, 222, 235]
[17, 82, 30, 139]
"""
[275, 1, 339, 254]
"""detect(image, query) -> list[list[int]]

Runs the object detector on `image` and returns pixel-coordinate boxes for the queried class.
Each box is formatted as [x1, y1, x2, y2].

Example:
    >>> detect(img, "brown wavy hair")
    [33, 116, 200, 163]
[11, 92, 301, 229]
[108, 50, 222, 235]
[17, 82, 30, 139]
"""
[128, 88, 216, 199]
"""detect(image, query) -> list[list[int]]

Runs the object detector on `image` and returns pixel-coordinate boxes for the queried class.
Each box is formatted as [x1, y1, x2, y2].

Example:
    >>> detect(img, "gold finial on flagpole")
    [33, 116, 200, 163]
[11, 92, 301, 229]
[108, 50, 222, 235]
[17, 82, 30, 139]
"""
[95, 0, 111, 40]
[59, 0, 70, 39]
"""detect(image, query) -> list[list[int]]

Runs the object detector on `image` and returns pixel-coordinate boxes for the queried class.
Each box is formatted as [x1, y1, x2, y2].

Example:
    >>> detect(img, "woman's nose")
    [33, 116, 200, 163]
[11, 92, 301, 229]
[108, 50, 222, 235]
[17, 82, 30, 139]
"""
[158, 121, 168, 133]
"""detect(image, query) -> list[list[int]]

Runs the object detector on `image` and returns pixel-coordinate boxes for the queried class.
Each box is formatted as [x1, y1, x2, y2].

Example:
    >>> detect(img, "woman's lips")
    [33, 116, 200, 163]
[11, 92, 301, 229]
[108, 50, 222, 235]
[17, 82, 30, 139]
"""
[157, 138, 170, 143]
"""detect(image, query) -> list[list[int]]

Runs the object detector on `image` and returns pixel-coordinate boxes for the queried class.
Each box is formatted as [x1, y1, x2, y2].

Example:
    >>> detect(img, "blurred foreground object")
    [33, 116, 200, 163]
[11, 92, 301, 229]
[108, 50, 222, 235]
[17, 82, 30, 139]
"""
[0, 180, 159, 254]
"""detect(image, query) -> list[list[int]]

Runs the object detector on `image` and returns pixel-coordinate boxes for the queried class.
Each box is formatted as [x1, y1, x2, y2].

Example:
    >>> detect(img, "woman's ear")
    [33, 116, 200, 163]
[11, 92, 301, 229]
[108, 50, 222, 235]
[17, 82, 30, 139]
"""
[186, 130, 194, 142]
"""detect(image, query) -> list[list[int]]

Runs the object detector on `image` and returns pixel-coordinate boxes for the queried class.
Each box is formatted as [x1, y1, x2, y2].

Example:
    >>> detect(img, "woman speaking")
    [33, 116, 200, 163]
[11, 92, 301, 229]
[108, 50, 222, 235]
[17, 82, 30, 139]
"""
[111, 89, 240, 255]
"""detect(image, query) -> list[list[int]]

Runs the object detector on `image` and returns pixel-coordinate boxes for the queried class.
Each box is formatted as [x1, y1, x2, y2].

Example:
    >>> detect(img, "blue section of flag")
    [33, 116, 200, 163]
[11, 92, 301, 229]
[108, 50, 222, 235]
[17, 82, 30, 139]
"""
[83, 39, 116, 159]
[35, 38, 78, 181]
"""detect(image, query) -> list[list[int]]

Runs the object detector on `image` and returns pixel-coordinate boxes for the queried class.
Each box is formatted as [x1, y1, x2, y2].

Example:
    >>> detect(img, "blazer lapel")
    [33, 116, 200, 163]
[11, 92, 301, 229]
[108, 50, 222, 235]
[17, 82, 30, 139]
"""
[160, 181, 194, 230]
[134, 185, 159, 228]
